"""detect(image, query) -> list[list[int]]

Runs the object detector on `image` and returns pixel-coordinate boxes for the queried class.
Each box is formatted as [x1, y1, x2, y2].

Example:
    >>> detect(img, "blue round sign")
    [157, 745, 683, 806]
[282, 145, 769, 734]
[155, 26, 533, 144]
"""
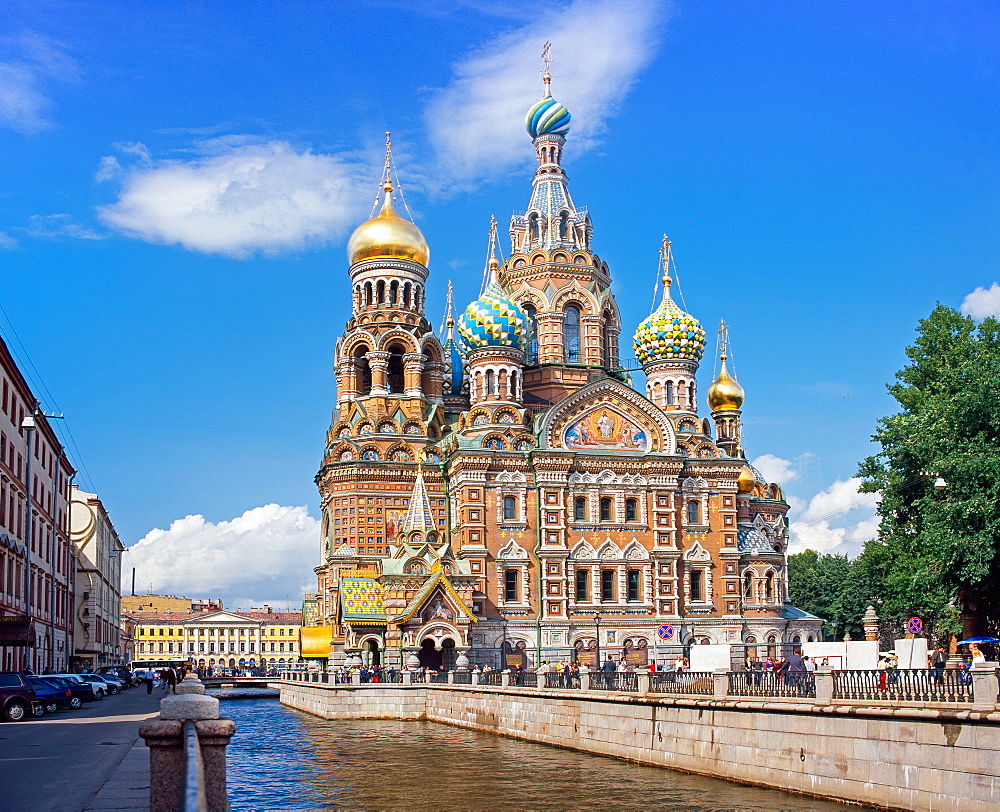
[657, 624, 674, 641]
[907, 617, 923, 634]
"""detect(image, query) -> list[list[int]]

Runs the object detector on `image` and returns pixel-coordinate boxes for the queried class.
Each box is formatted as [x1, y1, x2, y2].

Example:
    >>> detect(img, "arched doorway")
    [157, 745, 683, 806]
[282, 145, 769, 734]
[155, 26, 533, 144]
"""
[418, 639, 442, 670]
[363, 639, 381, 668]
[441, 639, 456, 670]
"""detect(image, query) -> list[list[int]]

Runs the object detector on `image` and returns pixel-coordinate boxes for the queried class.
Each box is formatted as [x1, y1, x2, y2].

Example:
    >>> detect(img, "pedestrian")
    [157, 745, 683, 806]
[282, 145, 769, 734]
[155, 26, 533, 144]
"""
[969, 642, 986, 666]
[931, 645, 947, 684]
[601, 655, 616, 688]
[145, 671, 153, 694]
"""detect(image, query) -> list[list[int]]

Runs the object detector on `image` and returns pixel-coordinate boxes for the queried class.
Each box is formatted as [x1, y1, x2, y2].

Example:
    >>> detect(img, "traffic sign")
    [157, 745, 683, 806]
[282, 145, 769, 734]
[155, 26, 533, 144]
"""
[657, 623, 674, 641]
[907, 617, 923, 634]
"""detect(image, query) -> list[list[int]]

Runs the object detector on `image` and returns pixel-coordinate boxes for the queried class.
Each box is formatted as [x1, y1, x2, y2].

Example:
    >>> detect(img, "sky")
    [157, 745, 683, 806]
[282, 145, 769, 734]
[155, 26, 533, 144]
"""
[2, 0, 998, 609]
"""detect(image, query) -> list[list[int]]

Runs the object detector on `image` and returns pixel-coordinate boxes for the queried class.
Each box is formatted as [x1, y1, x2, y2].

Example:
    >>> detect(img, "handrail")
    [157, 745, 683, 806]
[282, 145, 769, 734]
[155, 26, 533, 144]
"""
[182, 720, 208, 812]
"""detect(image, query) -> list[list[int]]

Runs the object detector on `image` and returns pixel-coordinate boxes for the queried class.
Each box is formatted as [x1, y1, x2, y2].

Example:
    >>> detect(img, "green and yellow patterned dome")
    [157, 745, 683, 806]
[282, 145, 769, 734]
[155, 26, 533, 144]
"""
[633, 274, 706, 365]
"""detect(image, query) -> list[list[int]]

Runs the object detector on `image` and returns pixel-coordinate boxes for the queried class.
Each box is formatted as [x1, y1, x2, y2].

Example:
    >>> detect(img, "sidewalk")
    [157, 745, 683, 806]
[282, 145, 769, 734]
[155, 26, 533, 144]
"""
[84, 736, 150, 812]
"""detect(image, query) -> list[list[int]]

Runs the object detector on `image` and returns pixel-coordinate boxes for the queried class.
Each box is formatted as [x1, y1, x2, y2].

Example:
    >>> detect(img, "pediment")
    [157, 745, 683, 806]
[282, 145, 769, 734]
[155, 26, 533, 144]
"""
[498, 538, 529, 560]
[682, 540, 712, 563]
[189, 611, 255, 625]
[623, 540, 650, 561]
[598, 538, 622, 559]
[570, 538, 596, 559]
[539, 378, 675, 453]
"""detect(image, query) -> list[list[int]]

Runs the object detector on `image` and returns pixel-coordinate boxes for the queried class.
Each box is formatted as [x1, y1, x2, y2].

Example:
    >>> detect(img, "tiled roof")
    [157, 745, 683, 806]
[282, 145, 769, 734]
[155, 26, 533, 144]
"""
[339, 578, 386, 621]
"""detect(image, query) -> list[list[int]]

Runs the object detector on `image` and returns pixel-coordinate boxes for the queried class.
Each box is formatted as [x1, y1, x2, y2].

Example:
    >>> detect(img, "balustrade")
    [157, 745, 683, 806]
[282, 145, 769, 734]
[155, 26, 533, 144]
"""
[650, 672, 713, 695]
[728, 671, 816, 699]
[833, 668, 974, 703]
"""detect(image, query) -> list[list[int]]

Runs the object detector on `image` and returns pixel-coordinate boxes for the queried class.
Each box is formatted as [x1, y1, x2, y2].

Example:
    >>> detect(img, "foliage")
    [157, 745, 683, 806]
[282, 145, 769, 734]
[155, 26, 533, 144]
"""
[856, 304, 1000, 632]
[788, 549, 872, 639]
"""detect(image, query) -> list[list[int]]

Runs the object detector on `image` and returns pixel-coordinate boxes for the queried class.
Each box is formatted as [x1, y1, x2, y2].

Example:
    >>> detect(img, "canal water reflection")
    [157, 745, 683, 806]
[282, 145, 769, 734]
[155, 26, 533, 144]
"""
[222, 699, 853, 811]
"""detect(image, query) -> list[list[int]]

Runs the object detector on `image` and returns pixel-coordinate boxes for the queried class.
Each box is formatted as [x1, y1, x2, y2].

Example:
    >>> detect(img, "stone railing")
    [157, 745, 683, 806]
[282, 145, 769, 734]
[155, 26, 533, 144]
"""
[140, 672, 235, 812]
[281, 664, 1000, 711]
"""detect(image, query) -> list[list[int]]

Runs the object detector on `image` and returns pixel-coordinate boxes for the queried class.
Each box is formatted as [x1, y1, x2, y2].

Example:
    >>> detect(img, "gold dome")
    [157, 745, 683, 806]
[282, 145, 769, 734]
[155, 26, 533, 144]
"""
[737, 466, 757, 493]
[347, 181, 429, 267]
[707, 355, 744, 411]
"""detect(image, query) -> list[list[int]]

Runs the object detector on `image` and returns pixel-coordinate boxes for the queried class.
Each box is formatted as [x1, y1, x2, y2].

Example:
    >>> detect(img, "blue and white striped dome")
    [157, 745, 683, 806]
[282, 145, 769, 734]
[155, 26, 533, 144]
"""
[525, 95, 571, 138]
[457, 279, 528, 351]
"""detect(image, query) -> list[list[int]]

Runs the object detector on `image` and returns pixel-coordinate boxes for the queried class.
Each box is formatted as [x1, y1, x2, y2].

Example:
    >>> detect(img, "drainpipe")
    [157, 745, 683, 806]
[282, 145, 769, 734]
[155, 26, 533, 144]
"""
[524, 451, 543, 667]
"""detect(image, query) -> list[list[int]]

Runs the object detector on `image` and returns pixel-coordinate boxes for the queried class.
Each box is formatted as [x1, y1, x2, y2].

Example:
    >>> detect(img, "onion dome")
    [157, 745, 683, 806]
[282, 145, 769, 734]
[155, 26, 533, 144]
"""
[736, 466, 757, 493]
[707, 354, 745, 411]
[457, 258, 528, 351]
[633, 270, 706, 365]
[526, 94, 571, 138]
[346, 180, 429, 267]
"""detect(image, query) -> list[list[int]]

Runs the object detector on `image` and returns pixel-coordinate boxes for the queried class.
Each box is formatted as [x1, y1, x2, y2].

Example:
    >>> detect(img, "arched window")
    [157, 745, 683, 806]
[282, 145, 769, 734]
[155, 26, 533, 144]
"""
[765, 571, 775, 603]
[625, 498, 638, 522]
[387, 344, 405, 394]
[743, 571, 753, 600]
[523, 303, 538, 365]
[666, 381, 674, 405]
[364, 282, 373, 307]
[576, 569, 589, 602]
[354, 346, 372, 396]
[601, 570, 614, 602]
[627, 570, 640, 602]
[377, 280, 386, 304]
[403, 282, 411, 308]
[690, 570, 704, 602]
[486, 369, 495, 396]
[603, 309, 615, 368]
[389, 280, 398, 305]
[528, 213, 540, 243]
[599, 497, 612, 522]
[504, 569, 518, 603]
[574, 496, 586, 521]
[687, 500, 700, 524]
[503, 495, 516, 522]
[564, 305, 581, 363]
[559, 211, 570, 241]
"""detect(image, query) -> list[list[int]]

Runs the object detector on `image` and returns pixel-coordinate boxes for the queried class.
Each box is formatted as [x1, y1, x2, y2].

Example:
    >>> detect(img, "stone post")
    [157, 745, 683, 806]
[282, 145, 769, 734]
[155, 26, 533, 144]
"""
[863, 605, 880, 642]
[636, 671, 650, 696]
[970, 663, 999, 712]
[402, 670, 412, 686]
[139, 673, 235, 812]
[712, 669, 729, 700]
[447, 671, 455, 684]
[501, 671, 511, 688]
[579, 665, 591, 692]
[351, 670, 361, 687]
[471, 671, 480, 686]
[813, 668, 834, 705]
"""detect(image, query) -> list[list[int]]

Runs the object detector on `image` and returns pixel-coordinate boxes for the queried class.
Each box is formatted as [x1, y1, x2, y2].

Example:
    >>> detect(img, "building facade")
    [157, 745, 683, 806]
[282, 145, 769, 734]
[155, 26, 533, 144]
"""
[70, 486, 125, 670]
[313, 71, 821, 671]
[121, 594, 223, 614]
[0, 335, 76, 672]
[127, 610, 303, 669]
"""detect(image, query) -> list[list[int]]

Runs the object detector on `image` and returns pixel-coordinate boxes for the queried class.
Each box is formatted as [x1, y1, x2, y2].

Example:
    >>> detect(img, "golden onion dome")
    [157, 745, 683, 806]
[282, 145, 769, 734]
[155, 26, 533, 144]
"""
[736, 466, 757, 493]
[346, 181, 429, 267]
[707, 354, 744, 411]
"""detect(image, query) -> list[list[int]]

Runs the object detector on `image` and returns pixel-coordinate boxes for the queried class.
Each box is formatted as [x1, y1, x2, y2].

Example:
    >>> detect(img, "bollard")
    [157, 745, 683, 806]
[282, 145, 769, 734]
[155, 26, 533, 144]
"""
[813, 668, 834, 705]
[447, 671, 455, 684]
[501, 671, 511, 688]
[402, 670, 412, 686]
[970, 662, 1000, 712]
[140, 673, 235, 812]
[472, 671, 480, 686]
[712, 670, 729, 700]
[636, 671, 650, 696]
[351, 670, 361, 687]
[579, 665, 591, 692]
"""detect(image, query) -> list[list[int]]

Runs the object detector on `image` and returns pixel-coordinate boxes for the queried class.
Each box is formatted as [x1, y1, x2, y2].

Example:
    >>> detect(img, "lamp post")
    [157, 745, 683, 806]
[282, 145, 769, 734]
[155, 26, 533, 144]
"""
[21, 413, 36, 671]
[593, 612, 601, 669]
[500, 615, 508, 671]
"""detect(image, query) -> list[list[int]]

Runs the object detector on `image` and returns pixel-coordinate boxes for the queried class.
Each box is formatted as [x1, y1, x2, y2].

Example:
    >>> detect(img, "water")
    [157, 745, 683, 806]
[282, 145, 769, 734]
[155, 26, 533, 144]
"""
[221, 699, 853, 811]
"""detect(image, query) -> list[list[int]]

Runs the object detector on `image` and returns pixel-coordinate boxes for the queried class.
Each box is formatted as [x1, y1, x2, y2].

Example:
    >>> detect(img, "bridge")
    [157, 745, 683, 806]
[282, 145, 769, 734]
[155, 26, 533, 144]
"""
[199, 676, 277, 689]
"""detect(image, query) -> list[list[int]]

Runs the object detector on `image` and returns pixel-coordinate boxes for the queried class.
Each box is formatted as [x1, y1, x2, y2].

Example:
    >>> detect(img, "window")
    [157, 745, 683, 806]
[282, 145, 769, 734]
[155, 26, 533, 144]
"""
[625, 498, 637, 522]
[576, 569, 589, 602]
[387, 344, 405, 394]
[574, 496, 586, 521]
[666, 381, 674, 405]
[564, 306, 581, 362]
[504, 569, 518, 603]
[523, 303, 538, 364]
[503, 495, 516, 521]
[765, 571, 775, 603]
[687, 500, 700, 524]
[743, 571, 753, 600]
[601, 570, 614, 602]
[627, 569, 640, 602]
[599, 497, 612, 522]
[690, 570, 704, 602]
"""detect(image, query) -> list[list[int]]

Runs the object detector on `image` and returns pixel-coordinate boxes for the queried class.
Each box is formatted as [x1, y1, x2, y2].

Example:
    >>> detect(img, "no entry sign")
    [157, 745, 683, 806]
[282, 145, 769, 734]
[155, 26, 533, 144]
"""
[657, 624, 675, 641]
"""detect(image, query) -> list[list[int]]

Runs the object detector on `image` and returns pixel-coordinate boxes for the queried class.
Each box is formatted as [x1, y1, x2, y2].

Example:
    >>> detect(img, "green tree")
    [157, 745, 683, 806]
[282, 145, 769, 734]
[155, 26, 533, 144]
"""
[857, 304, 1000, 635]
[788, 549, 869, 639]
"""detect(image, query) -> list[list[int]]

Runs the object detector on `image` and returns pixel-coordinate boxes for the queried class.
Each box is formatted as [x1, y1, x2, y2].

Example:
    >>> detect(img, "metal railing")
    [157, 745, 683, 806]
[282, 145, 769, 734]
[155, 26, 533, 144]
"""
[651, 672, 713, 695]
[452, 671, 472, 685]
[728, 671, 816, 699]
[833, 668, 974, 703]
[428, 671, 450, 684]
[481, 671, 503, 686]
[589, 672, 638, 692]
[509, 672, 537, 688]
[544, 672, 581, 689]
[182, 720, 207, 812]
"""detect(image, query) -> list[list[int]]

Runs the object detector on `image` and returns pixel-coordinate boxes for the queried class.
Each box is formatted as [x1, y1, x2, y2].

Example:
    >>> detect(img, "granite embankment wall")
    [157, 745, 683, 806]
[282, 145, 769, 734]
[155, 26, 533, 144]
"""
[279, 681, 1000, 811]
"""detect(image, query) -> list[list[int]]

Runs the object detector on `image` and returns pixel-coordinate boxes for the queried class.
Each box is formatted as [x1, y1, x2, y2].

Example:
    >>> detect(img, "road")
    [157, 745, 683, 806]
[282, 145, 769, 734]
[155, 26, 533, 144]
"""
[0, 684, 162, 812]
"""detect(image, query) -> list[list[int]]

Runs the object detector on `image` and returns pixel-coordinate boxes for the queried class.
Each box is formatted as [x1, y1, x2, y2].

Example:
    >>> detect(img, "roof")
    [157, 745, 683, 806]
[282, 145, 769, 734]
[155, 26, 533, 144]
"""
[123, 611, 303, 624]
[782, 604, 823, 621]
[391, 571, 477, 624]
[397, 470, 436, 536]
[737, 527, 777, 554]
[339, 577, 387, 622]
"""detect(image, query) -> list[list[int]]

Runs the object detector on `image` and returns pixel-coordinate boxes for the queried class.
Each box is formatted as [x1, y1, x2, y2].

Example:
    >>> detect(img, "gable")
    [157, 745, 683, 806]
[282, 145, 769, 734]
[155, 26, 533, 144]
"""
[191, 611, 254, 625]
[538, 378, 675, 453]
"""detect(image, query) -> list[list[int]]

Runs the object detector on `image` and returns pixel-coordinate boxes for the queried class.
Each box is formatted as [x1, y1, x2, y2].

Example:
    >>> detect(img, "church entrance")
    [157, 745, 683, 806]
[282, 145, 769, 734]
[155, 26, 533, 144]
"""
[418, 639, 442, 670]
[363, 639, 381, 668]
[441, 639, 457, 670]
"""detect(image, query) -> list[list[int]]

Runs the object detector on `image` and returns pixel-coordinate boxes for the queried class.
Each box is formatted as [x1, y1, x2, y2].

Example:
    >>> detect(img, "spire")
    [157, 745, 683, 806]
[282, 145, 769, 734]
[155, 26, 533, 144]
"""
[441, 280, 465, 395]
[707, 319, 745, 412]
[486, 215, 500, 287]
[444, 280, 456, 333]
[542, 40, 552, 97]
[398, 468, 436, 538]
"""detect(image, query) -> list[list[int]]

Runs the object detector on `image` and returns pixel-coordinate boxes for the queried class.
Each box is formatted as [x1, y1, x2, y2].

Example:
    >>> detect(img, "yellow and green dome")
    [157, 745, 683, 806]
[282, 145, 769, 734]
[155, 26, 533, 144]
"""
[633, 276, 706, 365]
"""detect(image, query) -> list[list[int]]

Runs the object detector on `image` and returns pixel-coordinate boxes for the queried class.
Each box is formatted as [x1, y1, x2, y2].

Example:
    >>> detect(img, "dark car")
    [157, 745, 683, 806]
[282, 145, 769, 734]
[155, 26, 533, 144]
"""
[92, 674, 123, 695]
[44, 676, 91, 709]
[0, 671, 41, 721]
[27, 676, 75, 714]
[77, 674, 108, 698]
[98, 665, 133, 687]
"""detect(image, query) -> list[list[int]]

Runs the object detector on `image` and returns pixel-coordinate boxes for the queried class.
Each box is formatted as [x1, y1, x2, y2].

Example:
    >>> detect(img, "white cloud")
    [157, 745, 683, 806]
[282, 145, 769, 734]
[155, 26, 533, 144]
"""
[0, 231, 17, 249]
[424, 0, 665, 186]
[0, 33, 79, 133]
[97, 140, 373, 257]
[788, 478, 879, 557]
[960, 282, 1000, 320]
[750, 452, 815, 485]
[127, 504, 320, 609]
[25, 213, 105, 241]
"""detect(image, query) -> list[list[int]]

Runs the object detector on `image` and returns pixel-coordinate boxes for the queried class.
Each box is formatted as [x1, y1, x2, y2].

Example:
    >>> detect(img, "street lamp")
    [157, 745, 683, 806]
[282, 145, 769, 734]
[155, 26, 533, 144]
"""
[500, 615, 508, 671]
[593, 612, 601, 668]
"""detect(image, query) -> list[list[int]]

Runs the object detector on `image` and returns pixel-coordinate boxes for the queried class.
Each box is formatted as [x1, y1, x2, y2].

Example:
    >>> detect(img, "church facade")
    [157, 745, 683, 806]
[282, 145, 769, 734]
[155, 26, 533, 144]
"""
[312, 72, 821, 671]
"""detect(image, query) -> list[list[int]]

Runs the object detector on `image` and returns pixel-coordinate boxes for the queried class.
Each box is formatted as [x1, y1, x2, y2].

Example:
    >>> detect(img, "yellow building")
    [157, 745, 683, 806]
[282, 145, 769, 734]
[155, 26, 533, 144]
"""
[121, 594, 222, 613]
[126, 610, 303, 669]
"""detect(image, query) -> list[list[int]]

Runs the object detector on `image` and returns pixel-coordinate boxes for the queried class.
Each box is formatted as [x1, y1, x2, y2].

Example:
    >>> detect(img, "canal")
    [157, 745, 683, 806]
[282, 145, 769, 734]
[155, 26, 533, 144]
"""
[220, 698, 854, 810]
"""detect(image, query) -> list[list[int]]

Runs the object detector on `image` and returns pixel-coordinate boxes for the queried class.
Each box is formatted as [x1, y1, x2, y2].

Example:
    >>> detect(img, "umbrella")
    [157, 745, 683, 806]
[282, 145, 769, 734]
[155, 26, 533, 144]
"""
[957, 637, 999, 645]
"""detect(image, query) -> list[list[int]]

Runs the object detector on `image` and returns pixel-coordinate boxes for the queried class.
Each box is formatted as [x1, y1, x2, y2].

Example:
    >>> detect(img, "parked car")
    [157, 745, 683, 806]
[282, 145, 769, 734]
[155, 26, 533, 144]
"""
[98, 665, 134, 687]
[0, 671, 41, 721]
[43, 676, 91, 709]
[50, 674, 103, 701]
[27, 677, 75, 714]
[92, 674, 123, 694]
[76, 674, 109, 698]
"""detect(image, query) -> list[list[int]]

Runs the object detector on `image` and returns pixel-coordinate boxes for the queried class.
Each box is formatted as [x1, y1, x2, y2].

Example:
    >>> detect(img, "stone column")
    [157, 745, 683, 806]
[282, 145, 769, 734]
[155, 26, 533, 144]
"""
[636, 671, 650, 696]
[813, 668, 834, 705]
[367, 351, 390, 396]
[501, 672, 511, 688]
[403, 353, 426, 397]
[970, 663, 999, 712]
[351, 670, 361, 686]
[579, 665, 591, 692]
[712, 669, 729, 700]
[425, 361, 446, 405]
[337, 358, 359, 404]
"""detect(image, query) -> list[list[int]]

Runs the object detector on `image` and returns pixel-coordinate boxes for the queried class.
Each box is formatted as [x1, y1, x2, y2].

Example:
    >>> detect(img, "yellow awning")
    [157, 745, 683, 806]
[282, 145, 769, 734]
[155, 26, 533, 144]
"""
[300, 626, 333, 658]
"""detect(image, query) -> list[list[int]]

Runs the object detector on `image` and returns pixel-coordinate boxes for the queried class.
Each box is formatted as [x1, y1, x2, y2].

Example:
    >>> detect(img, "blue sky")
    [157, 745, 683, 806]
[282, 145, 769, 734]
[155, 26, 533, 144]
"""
[2, 0, 998, 608]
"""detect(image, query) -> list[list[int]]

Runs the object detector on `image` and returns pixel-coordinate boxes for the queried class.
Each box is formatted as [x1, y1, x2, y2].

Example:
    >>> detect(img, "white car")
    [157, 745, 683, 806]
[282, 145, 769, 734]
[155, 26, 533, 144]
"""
[50, 673, 104, 700]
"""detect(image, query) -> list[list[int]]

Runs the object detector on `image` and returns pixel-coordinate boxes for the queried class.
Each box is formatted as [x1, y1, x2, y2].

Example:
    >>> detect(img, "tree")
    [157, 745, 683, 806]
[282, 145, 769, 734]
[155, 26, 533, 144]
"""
[788, 549, 871, 639]
[857, 304, 1000, 636]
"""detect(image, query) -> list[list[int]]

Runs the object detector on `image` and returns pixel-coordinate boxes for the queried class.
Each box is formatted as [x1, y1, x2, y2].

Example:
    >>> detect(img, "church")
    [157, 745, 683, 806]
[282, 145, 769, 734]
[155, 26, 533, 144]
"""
[312, 65, 821, 672]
